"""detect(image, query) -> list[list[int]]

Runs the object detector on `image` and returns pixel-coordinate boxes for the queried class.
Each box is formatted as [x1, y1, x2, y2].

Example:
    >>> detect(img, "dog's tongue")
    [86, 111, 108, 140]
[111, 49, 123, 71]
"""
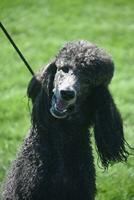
[56, 99, 67, 111]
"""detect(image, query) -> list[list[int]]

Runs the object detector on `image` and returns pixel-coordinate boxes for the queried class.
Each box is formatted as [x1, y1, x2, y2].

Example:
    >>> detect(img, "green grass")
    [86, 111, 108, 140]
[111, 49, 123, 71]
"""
[0, 0, 134, 199]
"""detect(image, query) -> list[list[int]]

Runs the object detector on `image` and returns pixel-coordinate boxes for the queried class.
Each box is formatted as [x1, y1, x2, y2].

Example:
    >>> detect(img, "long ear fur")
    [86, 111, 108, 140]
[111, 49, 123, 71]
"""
[42, 62, 57, 98]
[27, 62, 57, 103]
[27, 75, 42, 103]
[93, 86, 129, 168]
[27, 62, 57, 128]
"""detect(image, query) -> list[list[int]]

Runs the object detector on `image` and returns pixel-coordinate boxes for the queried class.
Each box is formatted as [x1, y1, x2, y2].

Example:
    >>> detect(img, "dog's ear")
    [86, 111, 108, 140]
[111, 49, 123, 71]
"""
[27, 62, 57, 103]
[42, 62, 57, 97]
[93, 86, 128, 168]
[27, 74, 42, 103]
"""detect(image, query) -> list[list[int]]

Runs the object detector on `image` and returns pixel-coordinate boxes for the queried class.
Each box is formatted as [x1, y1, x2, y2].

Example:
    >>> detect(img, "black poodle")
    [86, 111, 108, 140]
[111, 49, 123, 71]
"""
[2, 40, 129, 200]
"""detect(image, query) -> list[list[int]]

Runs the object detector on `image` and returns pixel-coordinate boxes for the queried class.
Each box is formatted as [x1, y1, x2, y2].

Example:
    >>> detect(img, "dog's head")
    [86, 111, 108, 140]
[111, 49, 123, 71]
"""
[47, 41, 114, 119]
[27, 40, 128, 168]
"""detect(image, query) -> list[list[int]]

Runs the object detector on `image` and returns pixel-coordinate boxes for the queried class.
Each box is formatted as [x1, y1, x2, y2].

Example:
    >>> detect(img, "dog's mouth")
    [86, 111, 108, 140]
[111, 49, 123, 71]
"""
[50, 94, 74, 119]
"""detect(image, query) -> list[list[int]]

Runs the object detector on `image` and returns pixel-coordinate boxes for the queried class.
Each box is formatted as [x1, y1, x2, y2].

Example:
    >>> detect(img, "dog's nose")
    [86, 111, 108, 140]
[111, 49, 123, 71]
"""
[60, 89, 76, 101]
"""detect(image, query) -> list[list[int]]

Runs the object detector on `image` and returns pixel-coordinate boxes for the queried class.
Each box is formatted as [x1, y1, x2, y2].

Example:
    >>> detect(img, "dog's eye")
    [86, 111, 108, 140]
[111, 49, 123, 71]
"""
[61, 66, 69, 73]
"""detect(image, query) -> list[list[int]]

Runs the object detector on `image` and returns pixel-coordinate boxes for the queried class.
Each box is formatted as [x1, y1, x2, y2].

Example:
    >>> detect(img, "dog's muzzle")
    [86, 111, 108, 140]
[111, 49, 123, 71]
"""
[50, 89, 76, 119]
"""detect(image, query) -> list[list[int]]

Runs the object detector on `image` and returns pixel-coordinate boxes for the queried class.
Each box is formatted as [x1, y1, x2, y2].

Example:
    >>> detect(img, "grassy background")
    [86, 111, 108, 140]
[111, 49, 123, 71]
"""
[0, 0, 134, 199]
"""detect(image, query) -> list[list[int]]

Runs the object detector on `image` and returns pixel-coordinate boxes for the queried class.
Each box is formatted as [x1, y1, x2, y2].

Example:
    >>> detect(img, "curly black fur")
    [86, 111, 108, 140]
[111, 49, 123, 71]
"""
[2, 40, 129, 200]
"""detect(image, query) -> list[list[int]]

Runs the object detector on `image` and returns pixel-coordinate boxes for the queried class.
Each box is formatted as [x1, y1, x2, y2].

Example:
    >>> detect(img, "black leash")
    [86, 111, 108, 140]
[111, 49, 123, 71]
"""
[0, 22, 34, 76]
